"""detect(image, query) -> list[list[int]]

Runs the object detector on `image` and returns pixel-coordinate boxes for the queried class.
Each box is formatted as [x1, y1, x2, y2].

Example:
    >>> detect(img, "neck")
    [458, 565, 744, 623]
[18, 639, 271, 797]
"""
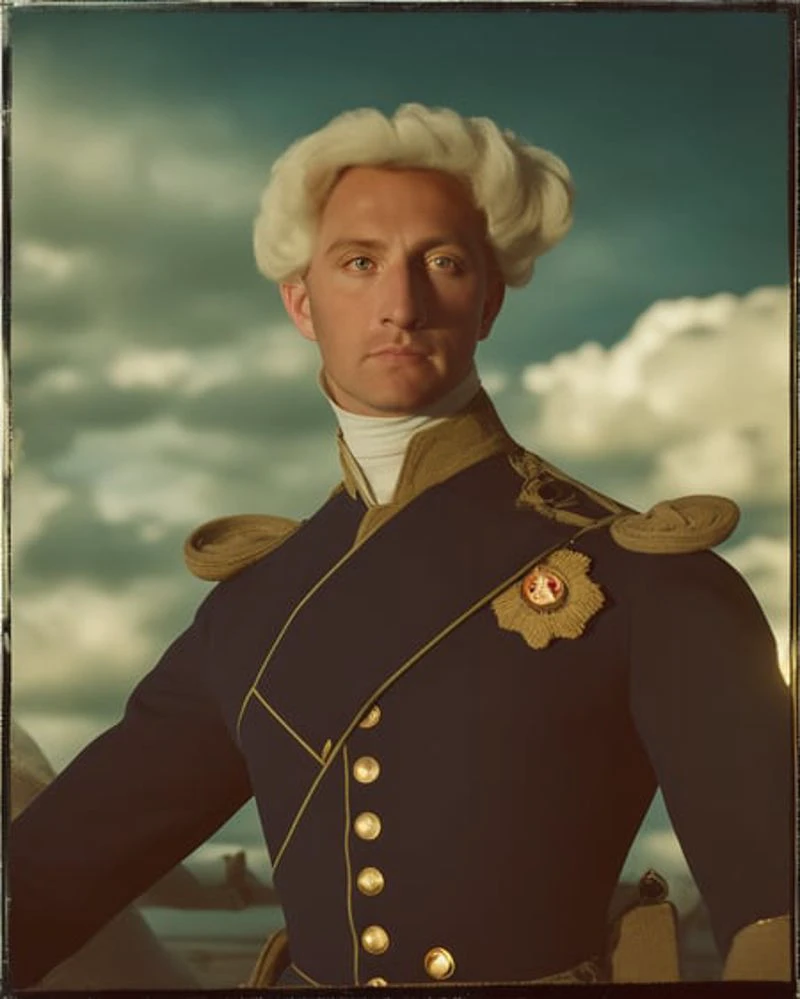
[326, 370, 483, 505]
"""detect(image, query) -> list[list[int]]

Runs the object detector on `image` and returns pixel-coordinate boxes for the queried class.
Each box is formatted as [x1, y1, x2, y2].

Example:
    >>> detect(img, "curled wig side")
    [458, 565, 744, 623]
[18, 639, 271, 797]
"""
[253, 103, 573, 287]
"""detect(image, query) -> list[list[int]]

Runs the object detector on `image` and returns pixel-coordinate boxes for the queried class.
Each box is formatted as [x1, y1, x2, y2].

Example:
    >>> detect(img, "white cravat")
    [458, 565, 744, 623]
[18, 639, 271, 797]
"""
[326, 368, 482, 505]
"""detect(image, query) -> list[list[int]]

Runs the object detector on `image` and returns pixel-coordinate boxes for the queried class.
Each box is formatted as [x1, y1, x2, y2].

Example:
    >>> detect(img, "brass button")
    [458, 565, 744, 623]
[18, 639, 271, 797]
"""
[356, 866, 385, 896]
[359, 704, 382, 729]
[353, 755, 381, 784]
[353, 811, 382, 840]
[361, 924, 390, 955]
[424, 946, 455, 980]
[366, 977, 388, 986]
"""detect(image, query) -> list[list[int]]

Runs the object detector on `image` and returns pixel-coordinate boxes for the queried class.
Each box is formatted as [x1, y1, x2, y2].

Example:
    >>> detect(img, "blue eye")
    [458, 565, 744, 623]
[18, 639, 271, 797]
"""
[347, 256, 374, 272]
[429, 255, 461, 271]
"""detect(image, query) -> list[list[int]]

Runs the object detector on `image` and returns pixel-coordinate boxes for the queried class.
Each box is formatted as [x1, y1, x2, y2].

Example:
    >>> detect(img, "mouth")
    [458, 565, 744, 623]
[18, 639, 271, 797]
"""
[368, 345, 428, 359]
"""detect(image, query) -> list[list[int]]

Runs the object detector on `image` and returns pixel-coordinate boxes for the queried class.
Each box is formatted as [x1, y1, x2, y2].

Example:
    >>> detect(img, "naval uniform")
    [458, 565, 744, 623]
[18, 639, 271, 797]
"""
[9, 391, 791, 988]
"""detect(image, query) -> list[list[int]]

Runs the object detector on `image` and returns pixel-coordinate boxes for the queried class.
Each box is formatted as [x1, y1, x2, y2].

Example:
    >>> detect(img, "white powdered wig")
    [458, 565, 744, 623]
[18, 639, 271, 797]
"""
[253, 103, 574, 288]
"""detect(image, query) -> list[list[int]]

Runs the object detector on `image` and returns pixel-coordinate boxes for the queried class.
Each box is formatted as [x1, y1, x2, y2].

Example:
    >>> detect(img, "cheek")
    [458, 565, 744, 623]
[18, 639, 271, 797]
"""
[436, 292, 487, 334]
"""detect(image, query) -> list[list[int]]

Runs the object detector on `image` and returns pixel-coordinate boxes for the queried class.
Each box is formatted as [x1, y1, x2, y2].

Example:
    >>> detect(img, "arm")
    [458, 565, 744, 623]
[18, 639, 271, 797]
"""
[628, 551, 791, 973]
[9, 601, 253, 988]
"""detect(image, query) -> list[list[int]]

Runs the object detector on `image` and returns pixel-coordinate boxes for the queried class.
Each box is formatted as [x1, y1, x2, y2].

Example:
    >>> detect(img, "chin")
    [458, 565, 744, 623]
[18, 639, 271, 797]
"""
[332, 370, 454, 416]
[370, 384, 449, 416]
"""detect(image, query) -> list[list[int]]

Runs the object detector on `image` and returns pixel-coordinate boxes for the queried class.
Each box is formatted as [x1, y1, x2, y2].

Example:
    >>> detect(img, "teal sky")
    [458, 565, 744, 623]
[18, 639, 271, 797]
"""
[13, 8, 790, 369]
[9, 5, 793, 942]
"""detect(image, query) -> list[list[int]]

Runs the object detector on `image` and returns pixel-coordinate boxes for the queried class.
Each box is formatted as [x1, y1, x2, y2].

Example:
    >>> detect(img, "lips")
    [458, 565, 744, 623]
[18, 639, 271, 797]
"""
[368, 344, 428, 359]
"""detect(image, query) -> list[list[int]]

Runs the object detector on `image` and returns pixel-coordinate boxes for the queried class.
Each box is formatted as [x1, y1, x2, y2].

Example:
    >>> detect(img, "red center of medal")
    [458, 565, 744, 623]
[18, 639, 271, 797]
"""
[521, 566, 566, 610]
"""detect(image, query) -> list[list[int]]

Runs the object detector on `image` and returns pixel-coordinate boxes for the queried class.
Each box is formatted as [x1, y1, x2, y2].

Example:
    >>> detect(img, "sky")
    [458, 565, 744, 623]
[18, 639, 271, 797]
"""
[8, 5, 793, 923]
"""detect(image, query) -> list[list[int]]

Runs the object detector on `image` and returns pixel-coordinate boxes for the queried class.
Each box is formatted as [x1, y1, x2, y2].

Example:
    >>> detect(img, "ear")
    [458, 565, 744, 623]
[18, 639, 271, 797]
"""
[478, 275, 506, 341]
[280, 281, 316, 341]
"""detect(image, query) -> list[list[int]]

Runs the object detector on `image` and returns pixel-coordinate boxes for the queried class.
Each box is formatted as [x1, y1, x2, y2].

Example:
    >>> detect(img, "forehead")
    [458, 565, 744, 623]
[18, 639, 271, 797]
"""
[315, 166, 484, 242]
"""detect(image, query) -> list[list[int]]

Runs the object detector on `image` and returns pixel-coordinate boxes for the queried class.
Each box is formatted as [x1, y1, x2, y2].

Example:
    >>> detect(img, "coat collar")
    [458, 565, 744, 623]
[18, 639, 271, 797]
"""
[337, 389, 517, 546]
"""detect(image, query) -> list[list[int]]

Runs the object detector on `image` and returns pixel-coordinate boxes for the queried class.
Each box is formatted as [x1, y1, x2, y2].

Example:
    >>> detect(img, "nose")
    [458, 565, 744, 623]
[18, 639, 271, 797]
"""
[377, 260, 428, 331]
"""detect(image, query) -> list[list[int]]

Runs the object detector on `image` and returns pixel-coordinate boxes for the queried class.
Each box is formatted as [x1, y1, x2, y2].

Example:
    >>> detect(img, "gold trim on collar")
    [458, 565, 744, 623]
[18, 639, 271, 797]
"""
[338, 391, 516, 547]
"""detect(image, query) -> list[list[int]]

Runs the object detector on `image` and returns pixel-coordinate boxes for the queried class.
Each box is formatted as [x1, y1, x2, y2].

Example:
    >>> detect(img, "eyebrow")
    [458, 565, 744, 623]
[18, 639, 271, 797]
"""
[322, 236, 476, 258]
[323, 238, 385, 257]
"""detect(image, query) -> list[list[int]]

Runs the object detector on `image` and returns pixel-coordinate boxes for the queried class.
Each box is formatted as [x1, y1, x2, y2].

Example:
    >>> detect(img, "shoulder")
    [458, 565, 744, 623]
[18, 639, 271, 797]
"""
[509, 445, 740, 556]
[508, 446, 761, 636]
[183, 513, 302, 582]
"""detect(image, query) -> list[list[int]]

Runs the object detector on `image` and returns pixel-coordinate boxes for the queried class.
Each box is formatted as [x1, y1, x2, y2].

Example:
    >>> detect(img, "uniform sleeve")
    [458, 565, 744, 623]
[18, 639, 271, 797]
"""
[9, 602, 253, 988]
[628, 550, 792, 958]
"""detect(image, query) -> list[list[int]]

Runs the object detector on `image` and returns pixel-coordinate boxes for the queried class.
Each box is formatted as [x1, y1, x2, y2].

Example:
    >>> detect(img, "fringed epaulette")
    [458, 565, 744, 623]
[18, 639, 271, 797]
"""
[509, 448, 739, 554]
[184, 514, 302, 581]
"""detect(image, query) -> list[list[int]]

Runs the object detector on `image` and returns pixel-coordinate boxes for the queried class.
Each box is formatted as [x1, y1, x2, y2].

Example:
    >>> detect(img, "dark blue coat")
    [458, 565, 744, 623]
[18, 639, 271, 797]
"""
[9, 403, 791, 988]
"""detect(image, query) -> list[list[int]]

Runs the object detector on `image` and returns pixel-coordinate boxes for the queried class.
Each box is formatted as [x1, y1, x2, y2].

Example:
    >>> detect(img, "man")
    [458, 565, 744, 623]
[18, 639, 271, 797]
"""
[10, 104, 791, 988]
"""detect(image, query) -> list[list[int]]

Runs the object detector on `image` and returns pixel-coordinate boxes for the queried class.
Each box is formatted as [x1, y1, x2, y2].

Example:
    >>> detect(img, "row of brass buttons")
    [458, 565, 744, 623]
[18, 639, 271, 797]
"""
[353, 703, 455, 983]
[355, 704, 390, 977]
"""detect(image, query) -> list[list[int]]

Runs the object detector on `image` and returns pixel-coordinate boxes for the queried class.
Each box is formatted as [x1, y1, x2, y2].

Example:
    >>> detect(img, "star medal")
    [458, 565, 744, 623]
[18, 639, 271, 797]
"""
[492, 549, 605, 650]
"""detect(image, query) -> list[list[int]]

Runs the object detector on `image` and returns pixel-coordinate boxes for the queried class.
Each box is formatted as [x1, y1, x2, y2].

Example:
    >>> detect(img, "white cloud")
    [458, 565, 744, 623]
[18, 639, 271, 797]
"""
[28, 367, 87, 394]
[54, 418, 240, 527]
[16, 240, 95, 285]
[481, 368, 509, 395]
[107, 349, 196, 391]
[146, 150, 261, 218]
[14, 98, 268, 220]
[509, 285, 792, 671]
[11, 711, 108, 775]
[520, 286, 790, 506]
[45, 412, 337, 537]
[106, 326, 314, 395]
[12, 467, 71, 551]
[722, 534, 790, 677]
[12, 577, 181, 702]
[257, 327, 318, 380]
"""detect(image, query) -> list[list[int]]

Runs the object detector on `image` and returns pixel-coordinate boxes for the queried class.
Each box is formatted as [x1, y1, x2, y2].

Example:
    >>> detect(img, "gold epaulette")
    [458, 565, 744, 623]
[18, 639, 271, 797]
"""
[610, 495, 740, 554]
[510, 449, 739, 554]
[723, 915, 791, 981]
[184, 514, 301, 581]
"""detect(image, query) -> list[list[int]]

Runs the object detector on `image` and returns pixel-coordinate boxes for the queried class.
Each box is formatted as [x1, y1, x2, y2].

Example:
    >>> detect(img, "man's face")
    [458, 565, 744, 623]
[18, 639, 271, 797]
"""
[280, 166, 505, 416]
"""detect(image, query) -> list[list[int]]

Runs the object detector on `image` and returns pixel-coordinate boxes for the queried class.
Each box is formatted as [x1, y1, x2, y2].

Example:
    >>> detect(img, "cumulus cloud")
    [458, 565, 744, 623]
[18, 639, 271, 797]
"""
[519, 286, 789, 508]
[12, 577, 182, 706]
[106, 326, 315, 395]
[501, 285, 792, 665]
[12, 466, 70, 550]
[11, 710, 111, 775]
[723, 534, 791, 676]
[16, 240, 96, 285]
[13, 99, 267, 222]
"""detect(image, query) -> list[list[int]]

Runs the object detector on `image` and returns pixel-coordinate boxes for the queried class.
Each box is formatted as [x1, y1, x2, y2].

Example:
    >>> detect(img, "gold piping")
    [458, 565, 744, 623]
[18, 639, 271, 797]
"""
[236, 391, 515, 743]
[271, 517, 616, 872]
[343, 746, 360, 984]
[289, 962, 322, 987]
[251, 689, 325, 765]
[236, 543, 359, 742]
